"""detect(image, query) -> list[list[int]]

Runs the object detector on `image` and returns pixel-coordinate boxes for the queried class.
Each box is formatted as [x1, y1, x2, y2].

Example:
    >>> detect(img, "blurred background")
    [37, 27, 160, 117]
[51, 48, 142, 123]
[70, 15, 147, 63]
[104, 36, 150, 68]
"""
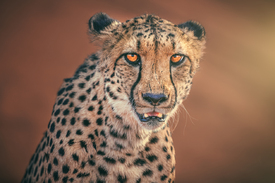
[0, 0, 275, 182]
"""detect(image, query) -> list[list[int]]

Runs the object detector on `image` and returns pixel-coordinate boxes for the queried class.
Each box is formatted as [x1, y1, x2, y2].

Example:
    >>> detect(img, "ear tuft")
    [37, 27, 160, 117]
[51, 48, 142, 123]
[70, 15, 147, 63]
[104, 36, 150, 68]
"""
[178, 21, 205, 40]
[88, 12, 115, 33]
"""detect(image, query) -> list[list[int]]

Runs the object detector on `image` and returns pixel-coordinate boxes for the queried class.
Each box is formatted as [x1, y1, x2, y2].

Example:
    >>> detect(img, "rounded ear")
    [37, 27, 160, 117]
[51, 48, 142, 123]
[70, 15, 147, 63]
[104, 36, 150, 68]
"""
[178, 21, 205, 40]
[88, 12, 120, 38]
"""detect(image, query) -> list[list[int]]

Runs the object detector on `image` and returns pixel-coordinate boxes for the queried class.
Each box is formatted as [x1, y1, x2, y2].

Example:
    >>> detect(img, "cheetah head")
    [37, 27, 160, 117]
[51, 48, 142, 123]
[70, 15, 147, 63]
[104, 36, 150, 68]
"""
[89, 13, 206, 132]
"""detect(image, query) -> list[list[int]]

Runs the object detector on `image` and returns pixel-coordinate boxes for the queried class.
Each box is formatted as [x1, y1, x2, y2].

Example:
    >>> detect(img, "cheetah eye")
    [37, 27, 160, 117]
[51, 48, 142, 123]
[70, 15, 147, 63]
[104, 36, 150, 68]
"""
[170, 54, 186, 67]
[124, 53, 140, 66]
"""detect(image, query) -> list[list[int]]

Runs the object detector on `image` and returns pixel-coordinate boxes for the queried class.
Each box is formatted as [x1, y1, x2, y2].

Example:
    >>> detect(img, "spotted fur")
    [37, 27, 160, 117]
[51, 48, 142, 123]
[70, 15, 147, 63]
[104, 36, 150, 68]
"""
[22, 13, 206, 183]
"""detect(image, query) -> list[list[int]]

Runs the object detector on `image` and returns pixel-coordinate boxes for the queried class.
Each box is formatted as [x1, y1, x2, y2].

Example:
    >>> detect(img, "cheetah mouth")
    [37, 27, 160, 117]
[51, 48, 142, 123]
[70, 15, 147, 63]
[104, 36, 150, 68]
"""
[137, 111, 167, 122]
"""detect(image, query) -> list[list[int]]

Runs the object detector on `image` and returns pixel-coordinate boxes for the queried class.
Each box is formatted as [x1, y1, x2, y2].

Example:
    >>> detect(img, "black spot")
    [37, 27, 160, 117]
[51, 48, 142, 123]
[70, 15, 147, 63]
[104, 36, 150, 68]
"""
[163, 146, 167, 152]
[57, 98, 64, 105]
[68, 139, 74, 146]
[142, 169, 153, 177]
[78, 95, 86, 102]
[58, 147, 65, 156]
[98, 166, 108, 176]
[145, 147, 150, 152]
[93, 142, 97, 150]
[50, 122, 55, 133]
[136, 33, 143, 37]
[56, 130, 61, 139]
[70, 117, 76, 125]
[69, 178, 74, 182]
[158, 164, 163, 171]
[74, 107, 81, 113]
[104, 78, 110, 83]
[62, 165, 70, 174]
[76, 129, 83, 135]
[167, 154, 171, 160]
[78, 83, 85, 89]
[72, 154, 79, 162]
[165, 136, 168, 142]
[100, 130, 106, 137]
[115, 143, 124, 150]
[57, 88, 65, 96]
[97, 150, 105, 156]
[126, 153, 132, 156]
[137, 40, 141, 51]
[53, 157, 58, 166]
[82, 119, 91, 126]
[62, 176, 68, 183]
[69, 102, 74, 107]
[146, 154, 158, 162]
[100, 141, 107, 147]
[81, 161, 86, 168]
[61, 118, 66, 125]
[40, 165, 44, 176]
[66, 84, 74, 91]
[88, 106, 94, 111]
[44, 153, 50, 162]
[59, 140, 63, 144]
[66, 130, 71, 137]
[72, 169, 78, 174]
[50, 144, 55, 153]
[47, 163, 52, 173]
[80, 141, 87, 152]
[117, 174, 127, 183]
[96, 179, 105, 183]
[149, 136, 159, 144]
[88, 133, 94, 140]
[114, 158, 125, 166]
[171, 166, 175, 173]
[86, 88, 91, 94]
[134, 158, 146, 166]
[85, 75, 90, 81]
[136, 178, 141, 183]
[53, 171, 59, 181]
[89, 65, 96, 70]
[63, 109, 70, 116]
[103, 157, 116, 164]
[69, 92, 75, 98]
[33, 166, 38, 176]
[168, 33, 175, 37]
[88, 159, 96, 166]
[92, 95, 97, 101]
[161, 174, 168, 181]
[96, 118, 103, 126]
[94, 129, 98, 136]
[116, 115, 122, 120]
[63, 99, 69, 105]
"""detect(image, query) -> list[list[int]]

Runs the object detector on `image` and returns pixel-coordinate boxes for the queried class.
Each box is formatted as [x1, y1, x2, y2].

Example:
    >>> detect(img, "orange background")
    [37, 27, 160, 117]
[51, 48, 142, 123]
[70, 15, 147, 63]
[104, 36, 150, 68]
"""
[1, 0, 275, 182]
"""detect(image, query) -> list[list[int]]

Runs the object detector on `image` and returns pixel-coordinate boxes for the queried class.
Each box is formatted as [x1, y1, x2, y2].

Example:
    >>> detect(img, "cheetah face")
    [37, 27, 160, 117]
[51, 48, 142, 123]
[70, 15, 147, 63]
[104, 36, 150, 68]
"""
[89, 13, 206, 131]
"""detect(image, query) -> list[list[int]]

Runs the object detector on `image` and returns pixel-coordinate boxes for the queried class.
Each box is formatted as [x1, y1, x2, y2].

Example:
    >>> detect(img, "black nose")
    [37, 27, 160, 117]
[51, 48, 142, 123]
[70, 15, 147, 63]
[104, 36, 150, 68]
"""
[142, 93, 168, 106]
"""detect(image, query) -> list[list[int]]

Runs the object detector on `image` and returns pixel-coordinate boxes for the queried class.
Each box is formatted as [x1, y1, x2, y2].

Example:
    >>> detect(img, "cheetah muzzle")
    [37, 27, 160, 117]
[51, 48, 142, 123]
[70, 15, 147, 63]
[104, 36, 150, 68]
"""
[22, 12, 206, 183]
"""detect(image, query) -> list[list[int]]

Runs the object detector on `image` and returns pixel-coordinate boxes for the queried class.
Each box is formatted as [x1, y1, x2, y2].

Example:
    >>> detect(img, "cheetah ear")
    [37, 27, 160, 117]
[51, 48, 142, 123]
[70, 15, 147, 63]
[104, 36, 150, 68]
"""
[88, 12, 120, 38]
[178, 21, 206, 40]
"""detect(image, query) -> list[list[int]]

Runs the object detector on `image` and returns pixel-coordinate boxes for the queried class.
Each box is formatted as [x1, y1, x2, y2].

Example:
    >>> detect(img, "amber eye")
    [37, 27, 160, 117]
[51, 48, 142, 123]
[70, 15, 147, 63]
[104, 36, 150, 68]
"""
[126, 54, 138, 62]
[171, 55, 183, 63]
[124, 53, 140, 66]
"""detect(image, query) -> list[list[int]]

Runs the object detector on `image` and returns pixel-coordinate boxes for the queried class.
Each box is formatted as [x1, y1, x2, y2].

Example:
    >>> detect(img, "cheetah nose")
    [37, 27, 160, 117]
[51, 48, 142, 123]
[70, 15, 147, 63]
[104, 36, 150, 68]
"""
[142, 93, 168, 106]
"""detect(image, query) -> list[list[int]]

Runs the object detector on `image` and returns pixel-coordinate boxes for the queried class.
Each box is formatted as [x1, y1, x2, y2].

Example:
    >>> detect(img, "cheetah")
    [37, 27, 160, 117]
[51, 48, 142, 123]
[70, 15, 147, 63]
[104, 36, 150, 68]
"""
[21, 12, 206, 183]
